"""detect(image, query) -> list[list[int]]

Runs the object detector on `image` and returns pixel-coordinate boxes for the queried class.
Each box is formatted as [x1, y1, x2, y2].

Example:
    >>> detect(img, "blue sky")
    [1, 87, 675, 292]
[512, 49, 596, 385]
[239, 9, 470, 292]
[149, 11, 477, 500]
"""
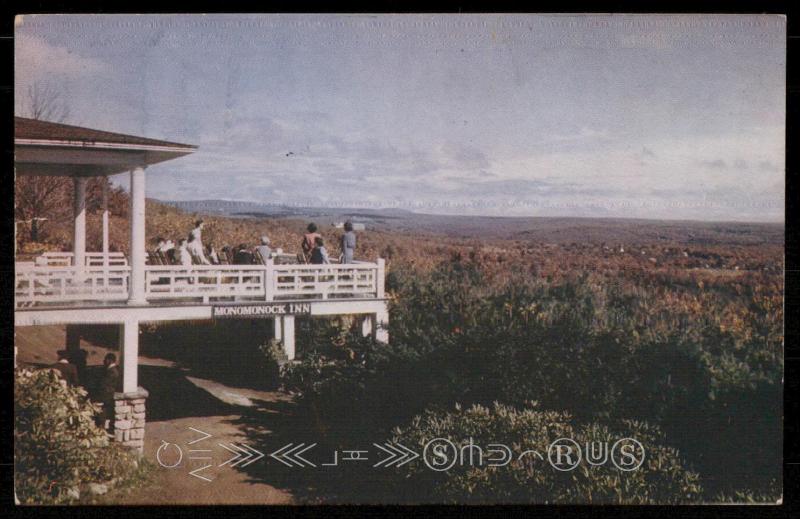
[15, 14, 786, 221]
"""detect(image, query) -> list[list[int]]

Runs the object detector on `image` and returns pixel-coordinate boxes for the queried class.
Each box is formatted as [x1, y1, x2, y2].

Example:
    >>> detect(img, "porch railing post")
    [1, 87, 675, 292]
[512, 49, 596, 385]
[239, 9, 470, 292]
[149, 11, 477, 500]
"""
[377, 258, 386, 298]
[265, 258, 274, 301]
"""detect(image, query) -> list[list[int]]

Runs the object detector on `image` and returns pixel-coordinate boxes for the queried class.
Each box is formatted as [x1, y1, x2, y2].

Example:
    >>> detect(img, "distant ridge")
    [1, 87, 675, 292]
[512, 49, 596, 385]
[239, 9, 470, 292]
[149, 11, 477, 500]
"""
[156, 199, 415, 218]
[154, 198, 783, 245]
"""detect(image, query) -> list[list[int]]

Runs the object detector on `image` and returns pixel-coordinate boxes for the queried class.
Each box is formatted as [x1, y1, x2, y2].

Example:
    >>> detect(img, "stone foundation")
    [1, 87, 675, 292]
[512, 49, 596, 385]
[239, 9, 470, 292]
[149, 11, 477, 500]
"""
[113, 387, 148, 452]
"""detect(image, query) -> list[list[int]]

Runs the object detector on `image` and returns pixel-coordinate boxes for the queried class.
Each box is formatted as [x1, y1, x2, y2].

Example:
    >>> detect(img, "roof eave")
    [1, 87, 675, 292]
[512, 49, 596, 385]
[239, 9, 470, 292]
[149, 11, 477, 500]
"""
[15, 138, 197, 154]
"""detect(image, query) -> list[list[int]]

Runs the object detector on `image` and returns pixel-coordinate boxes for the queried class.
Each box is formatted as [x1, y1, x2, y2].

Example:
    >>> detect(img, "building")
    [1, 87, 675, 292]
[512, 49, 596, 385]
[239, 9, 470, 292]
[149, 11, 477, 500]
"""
[14, 117, 389, 451]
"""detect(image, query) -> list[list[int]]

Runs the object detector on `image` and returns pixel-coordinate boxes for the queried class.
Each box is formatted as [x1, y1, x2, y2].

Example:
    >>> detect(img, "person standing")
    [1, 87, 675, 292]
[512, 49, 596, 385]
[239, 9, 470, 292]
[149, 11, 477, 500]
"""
[341, 221, 357, 264]
[301, 223, 321, 263]
[188, 220, 211, 264]
[97, 353, 121, 431]
[50, 350, 79, 386]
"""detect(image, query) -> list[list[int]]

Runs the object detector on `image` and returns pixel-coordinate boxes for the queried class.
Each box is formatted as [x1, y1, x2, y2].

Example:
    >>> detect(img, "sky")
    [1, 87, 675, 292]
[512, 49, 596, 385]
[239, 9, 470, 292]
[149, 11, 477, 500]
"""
[15, 14, 786, 222]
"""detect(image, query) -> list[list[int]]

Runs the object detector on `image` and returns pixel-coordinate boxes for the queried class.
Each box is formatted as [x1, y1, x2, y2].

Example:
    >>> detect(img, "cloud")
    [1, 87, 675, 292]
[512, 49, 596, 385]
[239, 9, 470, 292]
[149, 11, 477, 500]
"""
[759, 160, 780, 172]
[15, 34, 105, 83]
[700, 159, 727, 169]
[733, 159, 749, 170]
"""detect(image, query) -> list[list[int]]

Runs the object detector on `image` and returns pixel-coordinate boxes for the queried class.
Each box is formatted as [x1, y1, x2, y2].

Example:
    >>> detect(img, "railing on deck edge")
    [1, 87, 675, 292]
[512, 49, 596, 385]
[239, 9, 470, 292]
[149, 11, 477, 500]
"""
[15, 258, 386, 308]
[39, 252, 128, 267]
[15, 265, 131, 306]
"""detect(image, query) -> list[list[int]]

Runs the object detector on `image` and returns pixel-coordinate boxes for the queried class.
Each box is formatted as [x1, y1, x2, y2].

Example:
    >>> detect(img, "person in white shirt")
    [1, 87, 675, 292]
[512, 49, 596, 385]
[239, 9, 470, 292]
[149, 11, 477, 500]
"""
[157, 238, 175, 254]
[255, 235, 272, 264]
[187, 220, 210, 264]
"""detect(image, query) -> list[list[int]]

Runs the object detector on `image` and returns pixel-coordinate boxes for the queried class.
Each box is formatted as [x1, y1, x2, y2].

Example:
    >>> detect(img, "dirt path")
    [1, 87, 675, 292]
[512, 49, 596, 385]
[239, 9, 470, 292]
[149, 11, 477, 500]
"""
[117, 361, 300, 505]
[16, 325, 304, 504]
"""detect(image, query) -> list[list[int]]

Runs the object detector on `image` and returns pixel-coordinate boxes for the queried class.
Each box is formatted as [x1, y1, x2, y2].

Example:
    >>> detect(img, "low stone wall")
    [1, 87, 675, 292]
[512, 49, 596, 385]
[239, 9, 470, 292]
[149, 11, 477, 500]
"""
[113, 387, 148, 452]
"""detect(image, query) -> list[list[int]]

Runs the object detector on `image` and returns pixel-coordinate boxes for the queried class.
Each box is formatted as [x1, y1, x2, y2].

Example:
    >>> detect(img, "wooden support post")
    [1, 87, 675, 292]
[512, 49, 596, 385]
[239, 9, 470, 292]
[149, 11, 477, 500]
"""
[273, 315, 283, 342]
[375, 304, 389, 344]
[128, 167, 147, 304]
[73, 176, 87, 268]
[282, 315, 295, 360]
[265, 257, 274, 301]
[120, 319, 139, 393]
[377, 257, 386, 298]
[361, 314, 374, 338]
[102, 180, 109, 265]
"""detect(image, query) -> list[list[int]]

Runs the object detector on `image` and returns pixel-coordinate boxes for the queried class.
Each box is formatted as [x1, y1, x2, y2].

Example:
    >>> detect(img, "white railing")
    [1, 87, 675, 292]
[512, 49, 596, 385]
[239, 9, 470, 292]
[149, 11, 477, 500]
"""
[145, 265, 267, 302]
[39, 252, 128, 267]
[269, 261, 381, 300]
[15, 258, 386, 308]
[15, 264, 131, 307]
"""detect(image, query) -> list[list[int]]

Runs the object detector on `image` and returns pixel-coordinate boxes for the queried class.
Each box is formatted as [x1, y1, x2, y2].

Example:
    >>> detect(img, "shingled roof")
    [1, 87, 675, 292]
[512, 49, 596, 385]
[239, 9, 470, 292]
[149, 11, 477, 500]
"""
[15, 116, 197, 150]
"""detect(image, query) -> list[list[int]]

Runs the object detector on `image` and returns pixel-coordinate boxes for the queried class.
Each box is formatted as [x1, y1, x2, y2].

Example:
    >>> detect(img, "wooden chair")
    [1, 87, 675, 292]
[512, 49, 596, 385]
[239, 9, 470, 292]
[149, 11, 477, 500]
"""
[147, 251, 161, 266]
[218, 249, 230, 265]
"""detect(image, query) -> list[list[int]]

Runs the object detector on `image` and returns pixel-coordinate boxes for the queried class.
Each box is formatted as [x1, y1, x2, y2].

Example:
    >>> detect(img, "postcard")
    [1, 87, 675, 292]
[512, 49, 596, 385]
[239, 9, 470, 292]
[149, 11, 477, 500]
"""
[13, 13, 785, 505]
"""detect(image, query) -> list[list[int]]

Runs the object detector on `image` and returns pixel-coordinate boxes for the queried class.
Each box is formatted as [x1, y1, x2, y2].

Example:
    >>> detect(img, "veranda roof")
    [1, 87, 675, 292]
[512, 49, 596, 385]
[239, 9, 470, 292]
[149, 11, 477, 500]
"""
[15, 117, 197, 177]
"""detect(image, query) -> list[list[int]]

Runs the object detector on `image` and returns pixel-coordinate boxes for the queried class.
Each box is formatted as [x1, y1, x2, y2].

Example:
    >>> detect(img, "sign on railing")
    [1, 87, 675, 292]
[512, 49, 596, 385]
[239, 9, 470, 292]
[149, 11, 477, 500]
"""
[212, 302, 312, 319]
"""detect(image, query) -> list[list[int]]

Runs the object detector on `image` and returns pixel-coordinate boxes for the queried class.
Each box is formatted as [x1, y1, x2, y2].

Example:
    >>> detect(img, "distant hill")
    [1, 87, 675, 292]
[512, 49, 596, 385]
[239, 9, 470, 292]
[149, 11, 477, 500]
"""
[156, 199, 784, 246]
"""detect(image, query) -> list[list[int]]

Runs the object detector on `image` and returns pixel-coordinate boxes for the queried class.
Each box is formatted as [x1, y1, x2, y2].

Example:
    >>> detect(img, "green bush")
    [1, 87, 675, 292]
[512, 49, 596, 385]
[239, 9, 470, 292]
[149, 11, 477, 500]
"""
[391, 402, 703, 504]
[14, 368, 145, 504]
[282, 259, 781, 501]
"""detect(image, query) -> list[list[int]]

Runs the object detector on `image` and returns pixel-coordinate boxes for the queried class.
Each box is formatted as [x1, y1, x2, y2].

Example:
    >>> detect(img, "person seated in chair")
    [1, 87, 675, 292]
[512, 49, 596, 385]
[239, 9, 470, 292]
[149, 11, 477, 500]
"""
[234, 243, 254, 265]
[206, 242, 220, 264]
[310, 236, 331, 264]
[255, 236, 272, 265]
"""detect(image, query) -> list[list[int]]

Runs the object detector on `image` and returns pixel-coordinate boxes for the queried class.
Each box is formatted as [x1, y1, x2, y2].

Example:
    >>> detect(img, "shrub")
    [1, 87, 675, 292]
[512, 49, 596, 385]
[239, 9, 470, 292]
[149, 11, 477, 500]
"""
[282, 259, 781, 501]
[14, 368, 145, 504]
[391, 402, 703, 504]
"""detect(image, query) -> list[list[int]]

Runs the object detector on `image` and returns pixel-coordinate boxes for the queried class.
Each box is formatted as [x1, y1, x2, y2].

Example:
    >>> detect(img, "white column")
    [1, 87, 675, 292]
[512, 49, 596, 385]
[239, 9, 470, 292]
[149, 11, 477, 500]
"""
[102, 179, 110, 265]
[73, 176, 87, 268]
[377, 258, 386, 298]
[120, 319, 139, 393]
[273, 316, 283, 342]
[128, 167, 147, 304]
[265, 257, 274, 301]
[375, 304, 389, 344]
[361, 314, 374, 337]
[282, 315, 295, 360]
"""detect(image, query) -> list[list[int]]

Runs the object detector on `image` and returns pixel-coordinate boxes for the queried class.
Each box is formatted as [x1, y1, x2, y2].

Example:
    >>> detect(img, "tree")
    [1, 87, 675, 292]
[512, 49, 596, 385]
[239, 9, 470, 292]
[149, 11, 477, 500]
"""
[20, 82, 71, 122]
[16, 81, 73, 243]
[15, 177, 71, 242]
[15, 82, 127, 246]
